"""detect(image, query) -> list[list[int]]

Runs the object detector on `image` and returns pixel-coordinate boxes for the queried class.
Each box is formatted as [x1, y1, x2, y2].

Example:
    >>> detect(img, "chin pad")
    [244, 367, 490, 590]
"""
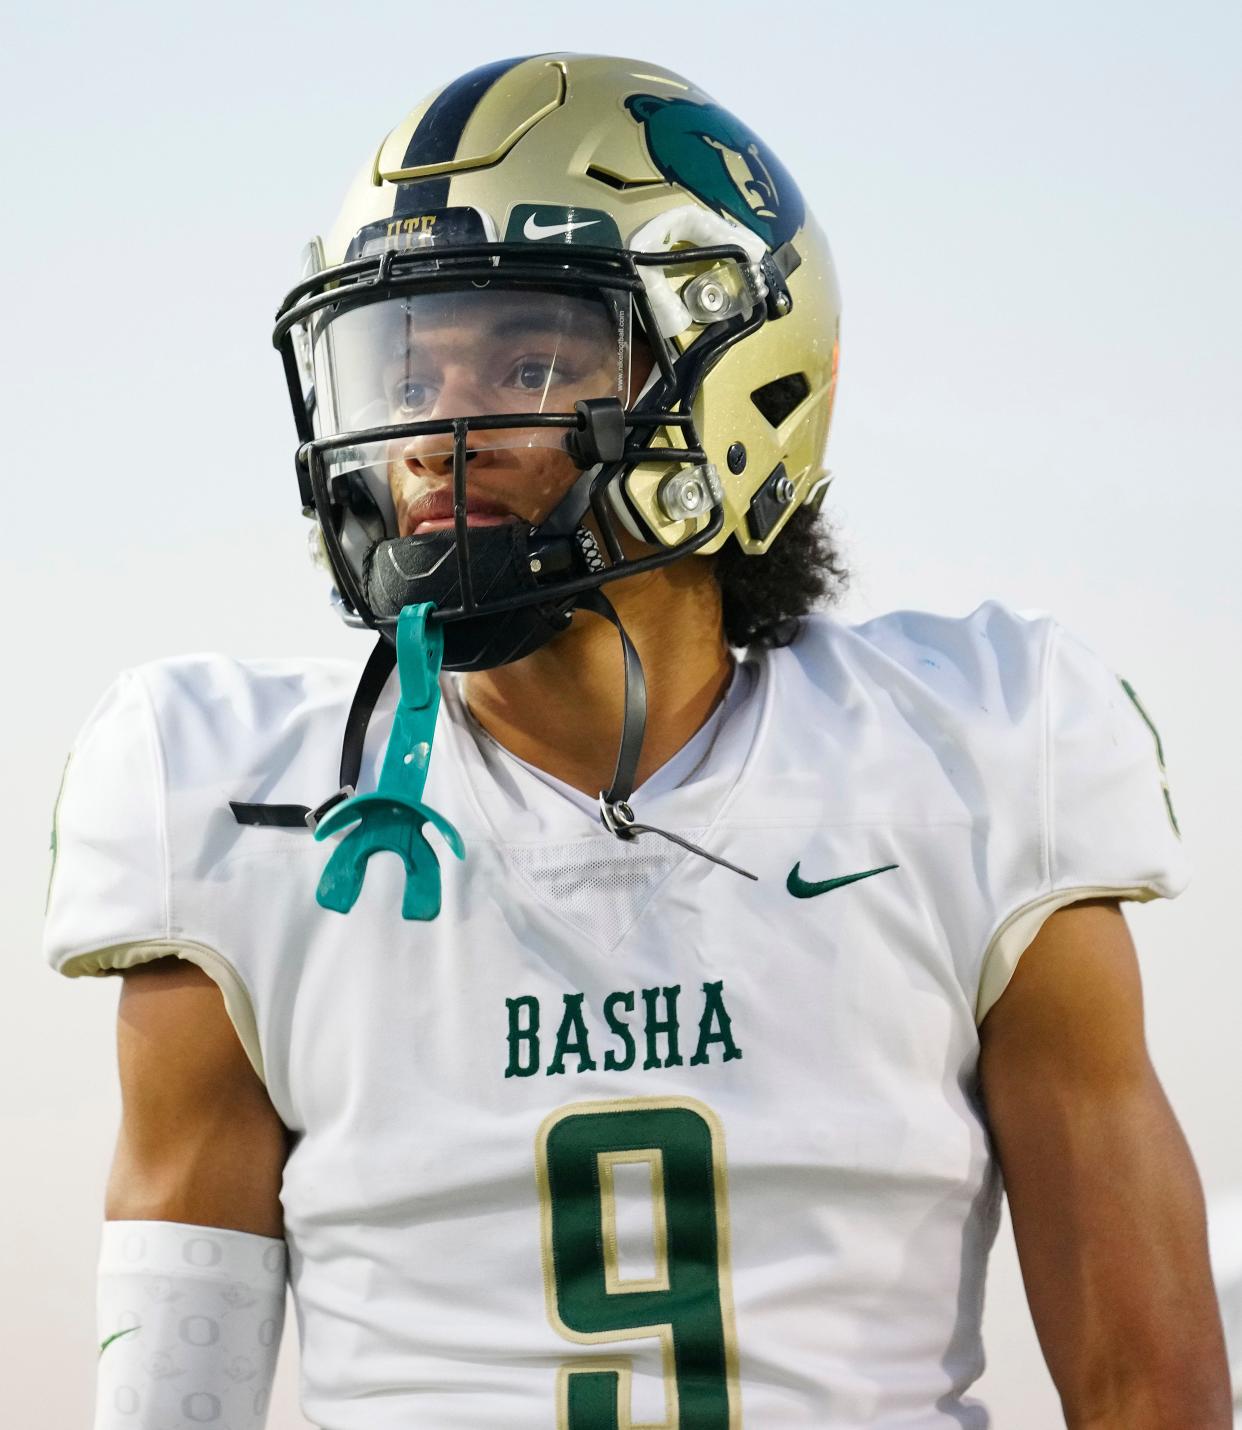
[363, 524, 578, 672]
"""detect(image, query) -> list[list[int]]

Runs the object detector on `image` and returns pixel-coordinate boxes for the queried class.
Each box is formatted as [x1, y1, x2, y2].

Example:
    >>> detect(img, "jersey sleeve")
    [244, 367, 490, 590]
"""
[43, 669, 169, 969]
[41, 666, 266, 1082]
[975, 622, 1190, 1021]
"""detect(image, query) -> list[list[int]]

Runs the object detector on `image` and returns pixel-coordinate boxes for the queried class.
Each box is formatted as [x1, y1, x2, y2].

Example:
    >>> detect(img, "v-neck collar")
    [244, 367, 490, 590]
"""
[458, 658, 746, 820]
[437, 648, 774, 847]
[353, 643, 775, 950]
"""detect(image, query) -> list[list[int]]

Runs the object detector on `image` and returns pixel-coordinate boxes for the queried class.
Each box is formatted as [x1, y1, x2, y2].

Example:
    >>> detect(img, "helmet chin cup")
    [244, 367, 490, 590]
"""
[363, 524, 579, 672]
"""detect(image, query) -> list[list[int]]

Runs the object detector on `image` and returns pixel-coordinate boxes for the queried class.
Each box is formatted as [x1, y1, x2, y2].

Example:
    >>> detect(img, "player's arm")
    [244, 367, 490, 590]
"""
[96, 956, 291, 1429]
[978, 899, 1231, 1428]
[107, 954, 290, 1232]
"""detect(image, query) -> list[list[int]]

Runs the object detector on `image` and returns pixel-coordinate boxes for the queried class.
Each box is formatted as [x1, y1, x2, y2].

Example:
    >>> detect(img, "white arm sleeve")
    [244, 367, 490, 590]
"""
[95, 1219, 286, 1430]
[976, 622, 1190, 1021]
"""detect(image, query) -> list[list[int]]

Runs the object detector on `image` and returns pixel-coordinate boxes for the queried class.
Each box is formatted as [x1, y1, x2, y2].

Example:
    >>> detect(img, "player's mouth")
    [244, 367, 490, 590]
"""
[404, 490, 522, 535]
[411, 514, 520, 532]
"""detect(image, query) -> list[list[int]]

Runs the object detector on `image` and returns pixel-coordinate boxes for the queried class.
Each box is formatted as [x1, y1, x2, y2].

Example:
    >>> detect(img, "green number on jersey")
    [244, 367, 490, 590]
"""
[536, 1097, 741, 1428]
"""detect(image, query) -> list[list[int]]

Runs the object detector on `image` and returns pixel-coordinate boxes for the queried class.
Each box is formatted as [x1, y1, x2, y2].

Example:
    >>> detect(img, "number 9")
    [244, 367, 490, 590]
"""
[536, 1097, 741, 1428]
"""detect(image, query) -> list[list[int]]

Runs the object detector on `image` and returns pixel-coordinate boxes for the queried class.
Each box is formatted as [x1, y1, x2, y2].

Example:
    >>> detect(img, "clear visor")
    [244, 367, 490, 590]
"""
[307, 284, 631, 463]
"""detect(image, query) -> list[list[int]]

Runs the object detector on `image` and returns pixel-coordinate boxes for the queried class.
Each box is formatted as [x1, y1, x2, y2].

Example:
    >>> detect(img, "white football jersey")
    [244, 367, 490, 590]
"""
[44, 602, 1187, 1428]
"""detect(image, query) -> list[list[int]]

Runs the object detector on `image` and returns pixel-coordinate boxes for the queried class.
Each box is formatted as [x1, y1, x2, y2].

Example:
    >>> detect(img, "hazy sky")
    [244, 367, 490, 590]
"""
[4, 2, 1239, 1424]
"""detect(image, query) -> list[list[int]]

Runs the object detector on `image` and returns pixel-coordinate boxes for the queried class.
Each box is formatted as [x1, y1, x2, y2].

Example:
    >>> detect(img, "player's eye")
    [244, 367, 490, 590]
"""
[393, 378, 436, 413]
[506, 358, 557, 393]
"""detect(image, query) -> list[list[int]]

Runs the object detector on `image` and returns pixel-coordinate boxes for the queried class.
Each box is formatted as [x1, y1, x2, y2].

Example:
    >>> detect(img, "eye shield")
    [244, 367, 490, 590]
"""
[308, 285, 633, 468]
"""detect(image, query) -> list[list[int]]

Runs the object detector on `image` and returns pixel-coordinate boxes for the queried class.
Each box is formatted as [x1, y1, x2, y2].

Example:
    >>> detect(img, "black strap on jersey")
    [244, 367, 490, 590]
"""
[581, 587, 756, 882]
[577, 587, 646, 817]
[229, 600, 755, 881]
[228, 632, 396, 831]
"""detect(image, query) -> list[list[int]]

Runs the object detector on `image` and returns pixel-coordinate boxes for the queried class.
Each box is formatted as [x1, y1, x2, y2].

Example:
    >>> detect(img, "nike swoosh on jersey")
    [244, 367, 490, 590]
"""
[99, 1325, 140, 1356]
[522, 214, 601, 241]
[786, 862, 899, 898]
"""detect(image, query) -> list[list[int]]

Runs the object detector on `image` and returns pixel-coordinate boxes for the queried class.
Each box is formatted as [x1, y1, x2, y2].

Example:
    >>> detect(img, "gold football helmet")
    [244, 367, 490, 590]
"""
[274, 52, 842, 672]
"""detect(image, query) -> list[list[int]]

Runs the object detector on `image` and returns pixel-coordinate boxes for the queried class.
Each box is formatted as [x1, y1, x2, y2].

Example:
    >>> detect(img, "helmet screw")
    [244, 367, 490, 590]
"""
[727, 443, 747, 474]
[699, 282, 725, 312]
[775, 475, 796, 505]
[529, 556, 543, 574]
[774, 290, 793, 316]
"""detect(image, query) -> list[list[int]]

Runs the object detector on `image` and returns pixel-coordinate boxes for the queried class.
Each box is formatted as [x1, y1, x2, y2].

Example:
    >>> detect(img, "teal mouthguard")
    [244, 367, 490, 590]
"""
[314, 603, 465, 919]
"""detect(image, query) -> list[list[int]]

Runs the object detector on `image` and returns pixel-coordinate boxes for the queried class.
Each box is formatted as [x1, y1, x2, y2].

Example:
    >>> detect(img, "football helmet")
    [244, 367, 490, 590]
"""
[273, 52, 842, 673]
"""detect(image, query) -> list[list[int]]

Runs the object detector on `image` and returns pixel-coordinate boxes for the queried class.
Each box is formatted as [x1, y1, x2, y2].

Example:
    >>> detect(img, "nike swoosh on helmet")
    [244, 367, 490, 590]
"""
[522, 214, 601, 241]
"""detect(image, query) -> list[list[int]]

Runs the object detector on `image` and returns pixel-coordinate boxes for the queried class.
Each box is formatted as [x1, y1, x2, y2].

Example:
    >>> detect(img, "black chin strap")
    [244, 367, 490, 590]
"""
[579, 588, 757, 882]
[231, 599, 756, 882]
[229, 633, 396, 830]
[578, 587, 647, 816]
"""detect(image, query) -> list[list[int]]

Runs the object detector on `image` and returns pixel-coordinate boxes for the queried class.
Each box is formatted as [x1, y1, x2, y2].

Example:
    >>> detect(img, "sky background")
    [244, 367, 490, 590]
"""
[3, 1, 1240, 1423]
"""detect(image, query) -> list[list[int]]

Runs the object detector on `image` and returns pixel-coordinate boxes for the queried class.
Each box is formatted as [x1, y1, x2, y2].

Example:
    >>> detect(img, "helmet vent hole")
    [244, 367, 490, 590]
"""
[751, 372, 810, 428]
[585, 164, 667, 192]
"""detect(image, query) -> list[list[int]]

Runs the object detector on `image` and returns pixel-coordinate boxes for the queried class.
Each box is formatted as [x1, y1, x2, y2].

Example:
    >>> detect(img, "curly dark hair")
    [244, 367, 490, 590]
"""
[713, 503, 849, 650]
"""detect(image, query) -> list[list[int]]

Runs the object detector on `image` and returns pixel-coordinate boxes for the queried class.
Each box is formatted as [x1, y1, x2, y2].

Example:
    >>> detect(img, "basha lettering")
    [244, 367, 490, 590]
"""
[505, 980, 742, 1079]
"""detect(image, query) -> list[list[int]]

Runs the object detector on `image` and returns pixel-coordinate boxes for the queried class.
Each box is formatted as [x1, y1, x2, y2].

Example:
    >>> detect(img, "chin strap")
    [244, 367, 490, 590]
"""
[228, 609, 463, 920]
[230, 631, 396, 831]
[578, 588, 757, 882]
[229, 585, 754, 910]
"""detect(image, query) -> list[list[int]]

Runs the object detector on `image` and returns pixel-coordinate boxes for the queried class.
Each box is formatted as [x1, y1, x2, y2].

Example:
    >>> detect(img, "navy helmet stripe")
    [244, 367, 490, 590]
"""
[393, 55, 534, 217]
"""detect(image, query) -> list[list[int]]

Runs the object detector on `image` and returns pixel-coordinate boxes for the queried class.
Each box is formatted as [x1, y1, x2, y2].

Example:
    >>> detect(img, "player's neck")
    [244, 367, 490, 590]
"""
[459, 557, 734, 799]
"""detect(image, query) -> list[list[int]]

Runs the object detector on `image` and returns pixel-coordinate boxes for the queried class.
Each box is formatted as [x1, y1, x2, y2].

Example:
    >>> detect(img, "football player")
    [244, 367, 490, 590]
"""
[45, 53, 1230, 1428]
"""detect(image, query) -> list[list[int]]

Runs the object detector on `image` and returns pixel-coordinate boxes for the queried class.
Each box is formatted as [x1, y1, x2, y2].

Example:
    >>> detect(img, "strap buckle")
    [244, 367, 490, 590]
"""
[598, 794, 637, 838]
[304, 785, 356, 833]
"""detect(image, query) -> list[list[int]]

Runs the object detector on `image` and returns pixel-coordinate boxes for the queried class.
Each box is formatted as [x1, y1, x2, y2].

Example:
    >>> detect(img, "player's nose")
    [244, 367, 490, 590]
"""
[401, 368, 499, 478]
[401, 437, 488, 481]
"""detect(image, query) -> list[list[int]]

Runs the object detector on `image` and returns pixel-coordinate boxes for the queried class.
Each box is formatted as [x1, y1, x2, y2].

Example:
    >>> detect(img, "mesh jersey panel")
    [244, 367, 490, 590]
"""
[502, 828, 715, 949]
